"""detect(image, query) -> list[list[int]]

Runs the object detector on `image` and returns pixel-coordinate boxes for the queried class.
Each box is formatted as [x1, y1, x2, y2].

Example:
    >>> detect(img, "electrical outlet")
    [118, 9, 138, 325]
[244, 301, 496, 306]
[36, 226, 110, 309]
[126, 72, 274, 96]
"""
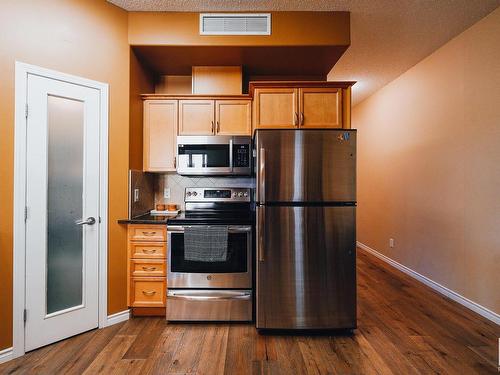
[133, 188, 140, 203]
[164, 187, 171, 199]
[389, 238, 395, 248]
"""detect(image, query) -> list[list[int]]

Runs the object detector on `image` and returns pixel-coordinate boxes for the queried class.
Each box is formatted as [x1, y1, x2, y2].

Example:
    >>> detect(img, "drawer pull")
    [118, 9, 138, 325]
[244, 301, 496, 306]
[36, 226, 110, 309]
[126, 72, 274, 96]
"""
[142, 231, 157, 236]
[142, 249, 157, 254]
[142, 290, 156, 296]
[142, 266, 157, 271]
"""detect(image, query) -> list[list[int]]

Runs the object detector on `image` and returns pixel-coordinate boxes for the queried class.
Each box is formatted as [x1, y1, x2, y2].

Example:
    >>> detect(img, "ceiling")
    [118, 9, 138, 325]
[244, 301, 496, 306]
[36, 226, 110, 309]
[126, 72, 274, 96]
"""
[108, 0, 500, 105]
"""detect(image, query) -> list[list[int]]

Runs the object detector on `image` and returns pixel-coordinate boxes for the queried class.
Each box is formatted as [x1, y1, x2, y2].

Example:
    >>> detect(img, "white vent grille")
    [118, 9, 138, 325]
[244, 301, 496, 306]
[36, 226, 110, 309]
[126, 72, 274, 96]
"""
[200, 13, 271, 35]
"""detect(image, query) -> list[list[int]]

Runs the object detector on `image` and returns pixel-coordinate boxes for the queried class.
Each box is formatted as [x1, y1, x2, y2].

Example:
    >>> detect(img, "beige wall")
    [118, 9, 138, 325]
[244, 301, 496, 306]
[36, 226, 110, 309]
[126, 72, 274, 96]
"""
[0, 0, 130, 350]
[354, 7, 500, 315]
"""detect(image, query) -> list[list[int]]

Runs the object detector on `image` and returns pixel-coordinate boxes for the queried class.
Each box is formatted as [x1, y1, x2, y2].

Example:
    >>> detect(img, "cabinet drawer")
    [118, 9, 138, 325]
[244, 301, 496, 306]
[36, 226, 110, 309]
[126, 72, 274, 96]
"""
[128, 225, 166, 242]
[130, 259, 166, 277]
[130, 278, 166, 307]
[129, 242, 166, 259]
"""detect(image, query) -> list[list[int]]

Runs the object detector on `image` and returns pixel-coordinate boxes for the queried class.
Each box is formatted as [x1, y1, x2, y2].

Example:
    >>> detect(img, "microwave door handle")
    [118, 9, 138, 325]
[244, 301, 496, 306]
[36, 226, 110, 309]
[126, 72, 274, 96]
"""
[229, 138, 233, 172]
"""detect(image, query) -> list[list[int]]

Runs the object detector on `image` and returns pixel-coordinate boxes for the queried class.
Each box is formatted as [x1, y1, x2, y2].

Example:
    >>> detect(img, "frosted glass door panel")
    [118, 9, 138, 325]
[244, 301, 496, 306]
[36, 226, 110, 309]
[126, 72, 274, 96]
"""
[46, 95, 84, 315]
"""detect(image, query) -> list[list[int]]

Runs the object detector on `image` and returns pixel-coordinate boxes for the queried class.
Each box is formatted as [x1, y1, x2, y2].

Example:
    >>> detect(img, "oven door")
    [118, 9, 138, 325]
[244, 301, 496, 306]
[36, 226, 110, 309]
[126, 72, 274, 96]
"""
[167, 225, 252, 288]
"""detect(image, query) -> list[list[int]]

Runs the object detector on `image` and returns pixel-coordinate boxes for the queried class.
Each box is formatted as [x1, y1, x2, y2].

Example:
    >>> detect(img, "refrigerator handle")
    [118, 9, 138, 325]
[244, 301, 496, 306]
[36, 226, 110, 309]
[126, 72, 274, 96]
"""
[259, 148, 265, 203]
[258, 206, 265, 262]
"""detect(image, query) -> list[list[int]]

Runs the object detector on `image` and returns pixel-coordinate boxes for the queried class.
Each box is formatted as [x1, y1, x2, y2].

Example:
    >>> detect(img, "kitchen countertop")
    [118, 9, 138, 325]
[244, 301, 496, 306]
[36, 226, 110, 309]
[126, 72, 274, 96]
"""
[117, 213, 177, 225]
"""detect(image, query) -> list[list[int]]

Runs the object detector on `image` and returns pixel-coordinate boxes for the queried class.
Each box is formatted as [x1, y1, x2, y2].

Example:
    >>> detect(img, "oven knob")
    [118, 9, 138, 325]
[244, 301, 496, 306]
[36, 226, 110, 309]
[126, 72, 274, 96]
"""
[233, 192, 237, 197]
[243, 192, 248, 197]
[238, 192, 243, 197]
[186, 192, 192, 196]
[193, 191, 198, 196]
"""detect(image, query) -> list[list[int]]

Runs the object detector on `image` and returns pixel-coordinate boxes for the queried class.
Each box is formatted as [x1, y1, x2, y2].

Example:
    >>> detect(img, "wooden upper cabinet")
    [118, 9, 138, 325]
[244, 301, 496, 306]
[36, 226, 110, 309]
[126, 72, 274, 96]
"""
[253, 88, 298, 129]
[178, 99, 215, 135]
[299, 87, 342, 128]
[143, 100, 178, 172]
[215, 100, 251, 135]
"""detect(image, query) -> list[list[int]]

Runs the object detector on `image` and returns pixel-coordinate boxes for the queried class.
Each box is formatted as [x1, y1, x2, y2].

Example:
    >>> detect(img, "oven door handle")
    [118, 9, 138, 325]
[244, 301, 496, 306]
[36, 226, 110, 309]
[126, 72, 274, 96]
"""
[167, 225, 251, 233]
[167, 290, 251, 301]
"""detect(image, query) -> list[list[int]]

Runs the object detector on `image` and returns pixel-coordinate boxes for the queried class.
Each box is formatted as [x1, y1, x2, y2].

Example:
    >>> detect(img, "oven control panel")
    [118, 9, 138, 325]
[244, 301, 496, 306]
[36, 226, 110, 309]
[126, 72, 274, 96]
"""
[185, 188, 251, 202]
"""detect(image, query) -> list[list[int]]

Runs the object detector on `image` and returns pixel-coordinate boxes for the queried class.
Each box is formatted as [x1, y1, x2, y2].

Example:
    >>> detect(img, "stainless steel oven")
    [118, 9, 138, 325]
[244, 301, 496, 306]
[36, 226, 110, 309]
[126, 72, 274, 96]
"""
[166, 187, 253, 321]
[167, 225, 252, 289]
[176, 135, 251, 176]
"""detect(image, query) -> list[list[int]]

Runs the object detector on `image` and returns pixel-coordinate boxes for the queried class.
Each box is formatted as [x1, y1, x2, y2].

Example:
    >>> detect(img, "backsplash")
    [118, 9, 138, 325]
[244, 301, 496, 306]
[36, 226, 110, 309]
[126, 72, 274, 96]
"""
[155, 173, 254, 210]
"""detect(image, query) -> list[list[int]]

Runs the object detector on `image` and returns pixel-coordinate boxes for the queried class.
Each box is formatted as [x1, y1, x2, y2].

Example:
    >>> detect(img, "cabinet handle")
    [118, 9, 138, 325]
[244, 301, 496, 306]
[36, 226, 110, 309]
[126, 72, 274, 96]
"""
[216, 121, 220, 133]
[142, 231, 156, 236]
[294, 112, 298, 126]
[142, 266, 157, 271]
[142, 249, 157, 254]
[174, 156, 176, 169]
[142, 290, 156, 296]
[300, 112, 304, 125]
[211, 120, 214, 134]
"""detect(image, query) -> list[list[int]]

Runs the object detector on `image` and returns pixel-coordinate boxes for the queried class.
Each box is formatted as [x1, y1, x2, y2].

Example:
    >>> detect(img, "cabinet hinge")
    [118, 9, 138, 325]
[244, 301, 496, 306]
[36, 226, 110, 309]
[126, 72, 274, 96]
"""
[23, 309, 27, 324]
[25, 104, 28, 119]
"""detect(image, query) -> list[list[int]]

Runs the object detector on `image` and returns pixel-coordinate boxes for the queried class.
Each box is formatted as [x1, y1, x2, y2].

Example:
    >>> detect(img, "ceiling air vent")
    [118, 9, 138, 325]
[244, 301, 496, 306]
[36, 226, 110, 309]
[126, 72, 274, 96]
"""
[200, 13, 271, 36]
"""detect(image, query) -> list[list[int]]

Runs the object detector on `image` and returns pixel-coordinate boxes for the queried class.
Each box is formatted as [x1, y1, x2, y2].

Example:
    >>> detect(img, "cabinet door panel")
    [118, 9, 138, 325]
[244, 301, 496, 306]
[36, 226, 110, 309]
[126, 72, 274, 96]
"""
[299, 88, 342, 128]
[179, 100, 215, 135]
[253, 88, 297, 129]
[143, 100, 178, 172]
[216, 100, 251, 135]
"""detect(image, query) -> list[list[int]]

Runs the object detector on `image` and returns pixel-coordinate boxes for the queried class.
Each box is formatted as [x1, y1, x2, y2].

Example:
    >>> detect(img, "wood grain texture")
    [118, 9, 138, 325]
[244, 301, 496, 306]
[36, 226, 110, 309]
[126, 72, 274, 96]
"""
[192, 66, 242, 95]
[178, 99, 215, 135]
[143, 100, 178, 172]
[2, 249, 498, 374]
[215, 100, 252, 135]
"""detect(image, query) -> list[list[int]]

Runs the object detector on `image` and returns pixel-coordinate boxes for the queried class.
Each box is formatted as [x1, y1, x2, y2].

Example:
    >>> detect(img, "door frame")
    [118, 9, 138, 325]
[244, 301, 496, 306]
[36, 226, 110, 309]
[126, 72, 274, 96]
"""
[13, 62, 109, 359]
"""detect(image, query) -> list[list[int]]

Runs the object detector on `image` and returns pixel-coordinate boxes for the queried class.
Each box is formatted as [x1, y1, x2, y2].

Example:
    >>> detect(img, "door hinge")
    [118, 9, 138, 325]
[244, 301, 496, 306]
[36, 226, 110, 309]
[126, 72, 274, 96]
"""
[25, 104, 28, 119]
[23, 309, 27, 324]
[24, 206, 28, 222]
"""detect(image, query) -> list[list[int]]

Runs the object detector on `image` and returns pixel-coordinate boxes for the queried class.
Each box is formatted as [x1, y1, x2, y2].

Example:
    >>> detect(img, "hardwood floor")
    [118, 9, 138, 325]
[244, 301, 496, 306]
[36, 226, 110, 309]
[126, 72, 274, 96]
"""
[1, 249, 499, 374]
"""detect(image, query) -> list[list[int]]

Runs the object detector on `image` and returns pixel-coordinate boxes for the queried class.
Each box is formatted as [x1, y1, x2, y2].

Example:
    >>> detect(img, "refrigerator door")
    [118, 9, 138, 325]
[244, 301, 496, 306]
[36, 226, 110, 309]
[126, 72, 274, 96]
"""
[256, 205, 356, 329]
[255, 129, 356, 203]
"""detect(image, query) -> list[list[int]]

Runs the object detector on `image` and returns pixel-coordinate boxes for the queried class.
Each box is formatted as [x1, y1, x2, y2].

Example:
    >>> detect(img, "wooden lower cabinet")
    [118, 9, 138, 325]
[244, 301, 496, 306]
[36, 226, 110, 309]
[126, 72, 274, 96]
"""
[127, 224, 167, 316]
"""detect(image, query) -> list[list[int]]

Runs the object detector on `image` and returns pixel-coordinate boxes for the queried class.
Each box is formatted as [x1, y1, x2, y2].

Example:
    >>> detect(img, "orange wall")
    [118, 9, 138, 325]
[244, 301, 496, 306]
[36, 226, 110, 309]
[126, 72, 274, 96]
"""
[0, 0, 130, 350]
[128, 11, 350, 46]
[129, 49, 155, 170]
[354, 7, 500, 315]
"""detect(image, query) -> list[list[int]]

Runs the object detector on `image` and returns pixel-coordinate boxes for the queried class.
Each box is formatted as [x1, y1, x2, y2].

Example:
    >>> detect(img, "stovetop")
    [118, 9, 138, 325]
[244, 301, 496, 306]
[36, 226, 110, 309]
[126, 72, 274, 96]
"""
[166, 210, 253, 226]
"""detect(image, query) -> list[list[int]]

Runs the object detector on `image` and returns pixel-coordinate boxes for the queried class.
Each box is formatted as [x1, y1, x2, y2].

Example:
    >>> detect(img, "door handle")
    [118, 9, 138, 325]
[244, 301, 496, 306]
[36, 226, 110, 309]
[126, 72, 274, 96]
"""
[75, 217, 96, 226]
[211, 120, 214, 134]
[216, 120, 220, 133]
[300, 112, 304, 125]
[259, 148, 265, 203]
[258, 206, 265, 262]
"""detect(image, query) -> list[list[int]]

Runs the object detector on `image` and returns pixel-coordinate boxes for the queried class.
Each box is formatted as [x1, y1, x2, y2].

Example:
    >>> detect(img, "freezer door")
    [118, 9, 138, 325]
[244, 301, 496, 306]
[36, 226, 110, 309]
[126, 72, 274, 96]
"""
[255, 129, 356, 203]
[256, 205, 356, 329]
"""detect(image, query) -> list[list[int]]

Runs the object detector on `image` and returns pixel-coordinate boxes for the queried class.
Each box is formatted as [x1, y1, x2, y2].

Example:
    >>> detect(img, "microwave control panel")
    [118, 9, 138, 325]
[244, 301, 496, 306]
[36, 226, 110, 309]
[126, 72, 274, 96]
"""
[233, 144, 250, 167]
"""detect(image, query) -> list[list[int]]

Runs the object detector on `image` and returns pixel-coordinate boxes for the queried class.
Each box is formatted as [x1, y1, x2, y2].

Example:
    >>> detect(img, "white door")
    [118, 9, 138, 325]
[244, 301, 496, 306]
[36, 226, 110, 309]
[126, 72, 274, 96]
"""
[24, 74, 100, 351]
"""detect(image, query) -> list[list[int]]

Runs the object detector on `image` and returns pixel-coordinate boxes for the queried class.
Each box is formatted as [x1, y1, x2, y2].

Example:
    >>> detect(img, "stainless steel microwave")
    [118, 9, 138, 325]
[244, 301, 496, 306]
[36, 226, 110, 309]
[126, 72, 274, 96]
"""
[176, 135, 252, 176]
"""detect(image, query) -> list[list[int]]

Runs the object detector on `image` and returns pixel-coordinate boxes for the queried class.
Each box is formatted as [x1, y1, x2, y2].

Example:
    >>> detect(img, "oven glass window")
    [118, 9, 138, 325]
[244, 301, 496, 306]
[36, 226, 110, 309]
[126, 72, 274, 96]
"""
[178, 144, 229, 168]
[170, 232, 248, 273]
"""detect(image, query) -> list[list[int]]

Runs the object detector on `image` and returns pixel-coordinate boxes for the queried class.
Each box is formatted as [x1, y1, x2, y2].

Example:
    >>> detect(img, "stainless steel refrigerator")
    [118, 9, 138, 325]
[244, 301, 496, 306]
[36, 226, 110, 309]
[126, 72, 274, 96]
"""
[254, 129, 357, 330]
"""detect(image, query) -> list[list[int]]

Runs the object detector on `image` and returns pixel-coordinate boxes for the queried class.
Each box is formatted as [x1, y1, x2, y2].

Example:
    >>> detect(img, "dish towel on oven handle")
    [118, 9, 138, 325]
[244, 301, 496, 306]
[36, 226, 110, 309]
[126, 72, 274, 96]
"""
[184, 225, 228, 262]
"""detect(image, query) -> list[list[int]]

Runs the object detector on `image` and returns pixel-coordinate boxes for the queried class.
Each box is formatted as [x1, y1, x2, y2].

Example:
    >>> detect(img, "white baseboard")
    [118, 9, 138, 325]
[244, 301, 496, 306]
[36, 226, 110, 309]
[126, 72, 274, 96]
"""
[0, 347, 13, 365]
[105, 309, 130, 327]
[357, 241, 500, 326]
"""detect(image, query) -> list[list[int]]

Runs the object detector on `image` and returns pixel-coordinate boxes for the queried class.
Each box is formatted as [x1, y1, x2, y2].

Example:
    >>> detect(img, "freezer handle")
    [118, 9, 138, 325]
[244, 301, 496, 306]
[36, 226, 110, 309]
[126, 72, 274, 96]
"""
[257, 205, 265, 262]
[259, 148, 265, 204]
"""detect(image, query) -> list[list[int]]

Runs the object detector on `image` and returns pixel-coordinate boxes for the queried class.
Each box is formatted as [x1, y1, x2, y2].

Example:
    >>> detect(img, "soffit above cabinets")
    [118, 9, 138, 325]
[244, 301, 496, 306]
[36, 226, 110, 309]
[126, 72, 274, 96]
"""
[129, 12, 350, 78]
[132, 45, 347, 78]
